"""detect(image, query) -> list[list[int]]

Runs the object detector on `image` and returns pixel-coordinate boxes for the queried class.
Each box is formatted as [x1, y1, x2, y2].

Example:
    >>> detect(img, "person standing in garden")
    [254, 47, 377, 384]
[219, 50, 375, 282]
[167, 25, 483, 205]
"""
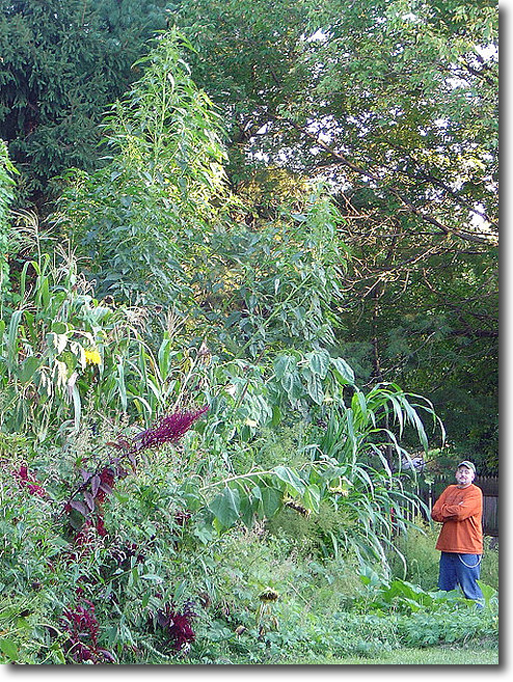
[431, 461, 484, 602]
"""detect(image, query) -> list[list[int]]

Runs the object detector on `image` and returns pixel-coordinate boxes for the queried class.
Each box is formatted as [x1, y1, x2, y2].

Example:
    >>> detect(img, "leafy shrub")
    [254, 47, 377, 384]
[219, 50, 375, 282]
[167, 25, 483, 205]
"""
[353, 575, 499, 649]
[266, 500, 358, 560]
[397, 609, 497, 648]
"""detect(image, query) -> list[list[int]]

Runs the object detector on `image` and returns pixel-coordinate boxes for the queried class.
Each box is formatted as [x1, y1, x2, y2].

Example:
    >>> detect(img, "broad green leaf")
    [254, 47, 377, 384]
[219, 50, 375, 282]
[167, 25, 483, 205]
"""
[251, 485, 263, 502]
[157, 338, 173, 379]
[307, 349, 330, 378]
[281, 372, 296, 396]
[260, 486, 283, 518]
[402, 398, 429, 452]
[273, 465, 305, 494]
[51, 321, 68, 334]
[7, 309, 24, 369]
[19, 260, 31, 299]
[35, 275, 50, 308]
[239, 494, 257, 528]
[271, 404, 281, 426]
[274, 354, 296, 379]
[17, 356, 40, 383]
[0, 638, 18, 660]
[303, 484, 321, 513]
[351, 390, 368, 421]
[246, 393, 272, 425]
[330, 357, 355, 385]
[302, 367, 324, 404]
[116, 357, 128, 411]
[209, 486, 240, 529]
[193, 523, 215, 544]
[344, 408, 356, 456]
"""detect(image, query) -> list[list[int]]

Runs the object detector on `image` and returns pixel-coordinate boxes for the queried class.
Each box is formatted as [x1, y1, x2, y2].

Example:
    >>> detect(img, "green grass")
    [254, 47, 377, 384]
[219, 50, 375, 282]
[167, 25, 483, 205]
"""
[295, 646, 499, 665]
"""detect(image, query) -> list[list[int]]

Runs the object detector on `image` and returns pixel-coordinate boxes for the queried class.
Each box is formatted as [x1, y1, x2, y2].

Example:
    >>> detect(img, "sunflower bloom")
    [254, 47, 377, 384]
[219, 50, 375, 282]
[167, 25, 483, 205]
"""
[84, 349, 101, 366]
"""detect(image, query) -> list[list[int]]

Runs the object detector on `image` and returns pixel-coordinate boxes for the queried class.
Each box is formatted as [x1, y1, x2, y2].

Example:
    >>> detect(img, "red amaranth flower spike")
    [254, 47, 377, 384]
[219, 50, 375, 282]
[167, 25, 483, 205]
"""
[60, 600, 115, 664]
[169, 611, 196, 651]
[63, 406, 209, 546]
[94, 466, 115, 503]
[95, 515, 108, 537]
[156, 601, 197, 652]
[133, 406, 209, 452]
[14, 465, 47, 498]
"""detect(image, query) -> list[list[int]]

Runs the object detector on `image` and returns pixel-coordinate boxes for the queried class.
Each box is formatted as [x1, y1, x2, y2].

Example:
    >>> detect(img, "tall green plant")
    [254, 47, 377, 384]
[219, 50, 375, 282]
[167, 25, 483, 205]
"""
[55, 30, 353, 364]
[58, 29, 233, 310]
[213, 186, 349, 357]
[172, 0, 498, 472]
[0, 140, 17, 310]
[190, 346, 444, 574]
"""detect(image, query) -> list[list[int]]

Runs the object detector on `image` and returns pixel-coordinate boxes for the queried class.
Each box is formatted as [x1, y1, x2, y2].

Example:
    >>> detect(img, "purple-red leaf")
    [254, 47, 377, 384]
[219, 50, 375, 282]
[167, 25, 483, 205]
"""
[83, 491, 95, 512]
[98, 649, 116, 663]
[80, 469, 93, 483]
[98, 482, 113, 497]
[69, 499, 89, 517]
[90, 475, 101, 498]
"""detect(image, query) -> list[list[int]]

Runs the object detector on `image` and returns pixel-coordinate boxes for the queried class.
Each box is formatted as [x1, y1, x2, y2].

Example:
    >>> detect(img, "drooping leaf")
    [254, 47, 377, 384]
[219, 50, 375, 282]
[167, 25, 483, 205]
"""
[208, 486, 240, 529]
[307, 349, 331, 378]
[69, 499, 89, 517]
[273, 466, 305, 495]
[330, 357, 355, 386]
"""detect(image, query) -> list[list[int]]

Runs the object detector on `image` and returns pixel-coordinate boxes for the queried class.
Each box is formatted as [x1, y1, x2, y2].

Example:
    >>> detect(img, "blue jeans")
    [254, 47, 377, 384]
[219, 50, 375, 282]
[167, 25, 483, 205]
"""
[438, 551, 483, 601]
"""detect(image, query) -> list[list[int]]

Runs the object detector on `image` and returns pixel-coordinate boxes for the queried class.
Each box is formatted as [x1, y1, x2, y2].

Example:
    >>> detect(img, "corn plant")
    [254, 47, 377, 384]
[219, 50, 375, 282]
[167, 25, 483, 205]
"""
[0, 243, 206, 440]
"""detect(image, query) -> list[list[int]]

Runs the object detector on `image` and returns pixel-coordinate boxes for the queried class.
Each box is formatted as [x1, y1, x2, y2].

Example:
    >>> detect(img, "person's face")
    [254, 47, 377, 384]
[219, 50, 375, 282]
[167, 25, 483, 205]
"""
[455, 466, 475, 487]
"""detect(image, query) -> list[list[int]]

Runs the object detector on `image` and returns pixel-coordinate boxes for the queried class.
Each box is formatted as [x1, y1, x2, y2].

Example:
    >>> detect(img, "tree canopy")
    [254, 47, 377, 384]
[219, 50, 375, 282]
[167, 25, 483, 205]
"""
[0, 0, 169, 204]
[172, 0, 498, 470]
[0, 0, 499, 472]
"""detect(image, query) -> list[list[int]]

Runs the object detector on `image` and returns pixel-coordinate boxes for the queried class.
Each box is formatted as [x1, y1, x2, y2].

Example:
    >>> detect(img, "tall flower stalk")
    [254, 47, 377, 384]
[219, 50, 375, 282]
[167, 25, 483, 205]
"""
[64, 406, 209, 539]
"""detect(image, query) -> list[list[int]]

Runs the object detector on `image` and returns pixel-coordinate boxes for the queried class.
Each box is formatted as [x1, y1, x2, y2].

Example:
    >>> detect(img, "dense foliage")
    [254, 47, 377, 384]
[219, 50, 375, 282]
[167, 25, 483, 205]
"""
[0, 0, 499, 665]
[0, 417, 499, 664]
[0, 0, 169, 204]
[173, 0, 499, 471]
[1, 0, 499, 469]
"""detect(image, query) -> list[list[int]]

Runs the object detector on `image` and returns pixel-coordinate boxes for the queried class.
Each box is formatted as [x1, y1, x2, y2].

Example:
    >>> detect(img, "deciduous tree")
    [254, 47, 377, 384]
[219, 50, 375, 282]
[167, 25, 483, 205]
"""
[0, 0, 168, 206]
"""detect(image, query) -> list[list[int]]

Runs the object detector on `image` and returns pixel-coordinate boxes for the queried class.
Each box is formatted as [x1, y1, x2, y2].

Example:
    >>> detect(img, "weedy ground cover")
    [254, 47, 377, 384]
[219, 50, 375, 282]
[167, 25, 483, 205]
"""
[306, 648, 499, 665]
[0, 427, 499, 665]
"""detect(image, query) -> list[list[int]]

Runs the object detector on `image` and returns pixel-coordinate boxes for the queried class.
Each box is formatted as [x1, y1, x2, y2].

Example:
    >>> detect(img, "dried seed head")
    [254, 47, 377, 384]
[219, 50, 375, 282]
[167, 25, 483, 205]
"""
[259, 588, 279, 603]
[284, 497, 310, 517]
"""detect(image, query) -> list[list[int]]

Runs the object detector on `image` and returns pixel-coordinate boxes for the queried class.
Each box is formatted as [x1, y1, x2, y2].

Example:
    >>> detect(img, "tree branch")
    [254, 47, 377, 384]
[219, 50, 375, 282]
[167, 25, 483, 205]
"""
[272, 114, 498, 247]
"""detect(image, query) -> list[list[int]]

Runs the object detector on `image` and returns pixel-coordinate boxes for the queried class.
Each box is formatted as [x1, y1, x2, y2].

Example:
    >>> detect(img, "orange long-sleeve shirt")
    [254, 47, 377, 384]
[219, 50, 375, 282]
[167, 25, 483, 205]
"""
[431, 483, 483, 554]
